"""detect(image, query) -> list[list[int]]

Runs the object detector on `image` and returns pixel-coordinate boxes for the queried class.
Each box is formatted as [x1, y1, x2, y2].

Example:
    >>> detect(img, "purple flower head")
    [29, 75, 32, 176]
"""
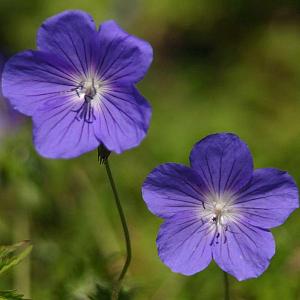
[2, 10, 153, 158]
[142, 133, 299, 280]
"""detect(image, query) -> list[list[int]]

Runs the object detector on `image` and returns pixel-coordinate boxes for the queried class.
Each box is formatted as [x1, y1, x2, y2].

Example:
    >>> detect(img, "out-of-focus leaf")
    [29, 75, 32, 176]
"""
[88, 284, 110, 300]
[88, 284, 132, 300]
[0, 290, 27, 300]
[0, 241, 32, 276]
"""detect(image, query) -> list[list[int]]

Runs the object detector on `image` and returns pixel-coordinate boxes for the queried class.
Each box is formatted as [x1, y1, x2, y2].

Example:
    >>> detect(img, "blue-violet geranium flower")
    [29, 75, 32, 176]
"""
[2, 10, 153, 158]
[142, 133, 299, 280]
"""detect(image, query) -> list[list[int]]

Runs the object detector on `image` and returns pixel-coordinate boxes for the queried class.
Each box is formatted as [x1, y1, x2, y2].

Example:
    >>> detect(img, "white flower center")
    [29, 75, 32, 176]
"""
[76, 77, 104, 102]
[71, 75, 110, 123]
[199, 192, 238, 245]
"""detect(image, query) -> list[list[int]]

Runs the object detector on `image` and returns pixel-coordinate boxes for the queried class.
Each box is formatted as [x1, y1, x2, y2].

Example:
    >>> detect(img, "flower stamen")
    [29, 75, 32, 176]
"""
[71, 77, 103, 123]
[201, 192, 238, 246]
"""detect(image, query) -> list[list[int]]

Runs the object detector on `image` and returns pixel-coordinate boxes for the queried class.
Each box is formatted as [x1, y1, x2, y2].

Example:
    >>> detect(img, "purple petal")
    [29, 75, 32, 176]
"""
[93, 84, 151, 154]
[157, 211, 212, 275]
[142, 163, 208, 218]
[212, 222, 275, 281]
[37, 10, 96, 76]
[2, 50, 78, 116]
[234, 168, 299, 228]
[190, 133, 253, 195]
[32, 96, 100, 158]
[0, 52, 4, 97]
[0, 54, 20, 135]
[94, 20, 153, 83]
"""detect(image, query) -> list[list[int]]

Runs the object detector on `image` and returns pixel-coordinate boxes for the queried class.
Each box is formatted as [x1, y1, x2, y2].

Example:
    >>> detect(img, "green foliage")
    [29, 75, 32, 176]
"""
[88, 284, 132, 300]
[0, 241, 32, 277]
[0, 242, 32, 299]
[0, 290, 26, 300]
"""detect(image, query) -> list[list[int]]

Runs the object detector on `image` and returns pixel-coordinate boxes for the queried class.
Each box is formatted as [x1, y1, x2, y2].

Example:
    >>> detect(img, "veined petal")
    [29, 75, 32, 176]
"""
[142, 163, 207, 218]
[37, 10, 96, 76]
[212, 222, 275, 281]
[3, 11, 153, 158]
[93, 20, 153, 83]
[32, 95, 100, 158]
[190, 133, 253, 195]
[2, 50, 78, 116]
[157, 211, 212, 275]
[93, 84, 151, 153]
[234, 168, 299, 228]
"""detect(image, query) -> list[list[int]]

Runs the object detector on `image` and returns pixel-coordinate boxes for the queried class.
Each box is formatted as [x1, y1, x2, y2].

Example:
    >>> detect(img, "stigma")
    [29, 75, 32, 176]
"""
[75, 77, 101, 102]
[71, 76, 104, 123]
[199, 191, 238, 245]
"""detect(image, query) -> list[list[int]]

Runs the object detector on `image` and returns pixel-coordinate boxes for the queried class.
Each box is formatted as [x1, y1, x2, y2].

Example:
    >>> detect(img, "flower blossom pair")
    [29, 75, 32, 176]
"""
[1, 10, 299, 281]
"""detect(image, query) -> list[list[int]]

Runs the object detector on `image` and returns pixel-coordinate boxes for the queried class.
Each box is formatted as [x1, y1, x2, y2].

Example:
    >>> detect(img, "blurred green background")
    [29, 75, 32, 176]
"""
[1, 0, 300, 299]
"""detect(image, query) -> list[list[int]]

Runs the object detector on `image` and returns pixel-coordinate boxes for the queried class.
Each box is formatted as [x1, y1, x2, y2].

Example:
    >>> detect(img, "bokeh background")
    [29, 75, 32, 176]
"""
[1, 0, 300, 299]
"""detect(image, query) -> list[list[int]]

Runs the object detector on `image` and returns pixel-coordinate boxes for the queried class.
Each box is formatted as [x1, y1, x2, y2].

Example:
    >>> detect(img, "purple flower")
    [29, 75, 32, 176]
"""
[142, 133, 299, 280]
[2, 10, 153, 158]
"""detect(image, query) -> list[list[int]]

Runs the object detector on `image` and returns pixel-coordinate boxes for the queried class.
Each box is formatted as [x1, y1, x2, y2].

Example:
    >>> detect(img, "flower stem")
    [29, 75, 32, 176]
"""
[103, 158, 132, 300]
[13, 211, 31, 298]
[223, 271, 230, 300]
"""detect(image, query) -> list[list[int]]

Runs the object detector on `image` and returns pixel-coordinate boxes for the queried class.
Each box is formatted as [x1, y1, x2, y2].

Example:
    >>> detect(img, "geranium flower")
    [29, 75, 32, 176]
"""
[142, 133, 299, 280]
[2, 10, 153, 158]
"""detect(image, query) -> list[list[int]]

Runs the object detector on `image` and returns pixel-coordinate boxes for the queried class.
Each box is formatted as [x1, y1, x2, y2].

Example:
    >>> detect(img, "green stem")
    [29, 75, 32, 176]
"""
[103, 159, 132, 300]
[223, 271, 230, 300]
[13, 211, 31, 298]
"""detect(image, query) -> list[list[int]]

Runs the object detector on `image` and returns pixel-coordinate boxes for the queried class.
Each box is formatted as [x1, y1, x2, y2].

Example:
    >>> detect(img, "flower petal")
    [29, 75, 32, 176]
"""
[190, 133, 253, 195]
[37, 10, 96, 76]
[212, 222, 275, 281]
[94, 20, 153, 83]
[157, 212, 212, 275]
[142, 163, 208, 218]
[0, 53, 4, 97]
[2, 50, 78, 116]
[32, 96, 100, 158]
[93, 84, 151, 153]
[234, 168, 299, 228]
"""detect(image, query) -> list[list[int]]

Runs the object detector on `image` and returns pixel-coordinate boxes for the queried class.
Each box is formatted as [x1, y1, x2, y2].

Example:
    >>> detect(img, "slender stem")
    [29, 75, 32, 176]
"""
[14, 211, 31, 298]
[103, 158, 132, 300]
[223, 271, 230, 300]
